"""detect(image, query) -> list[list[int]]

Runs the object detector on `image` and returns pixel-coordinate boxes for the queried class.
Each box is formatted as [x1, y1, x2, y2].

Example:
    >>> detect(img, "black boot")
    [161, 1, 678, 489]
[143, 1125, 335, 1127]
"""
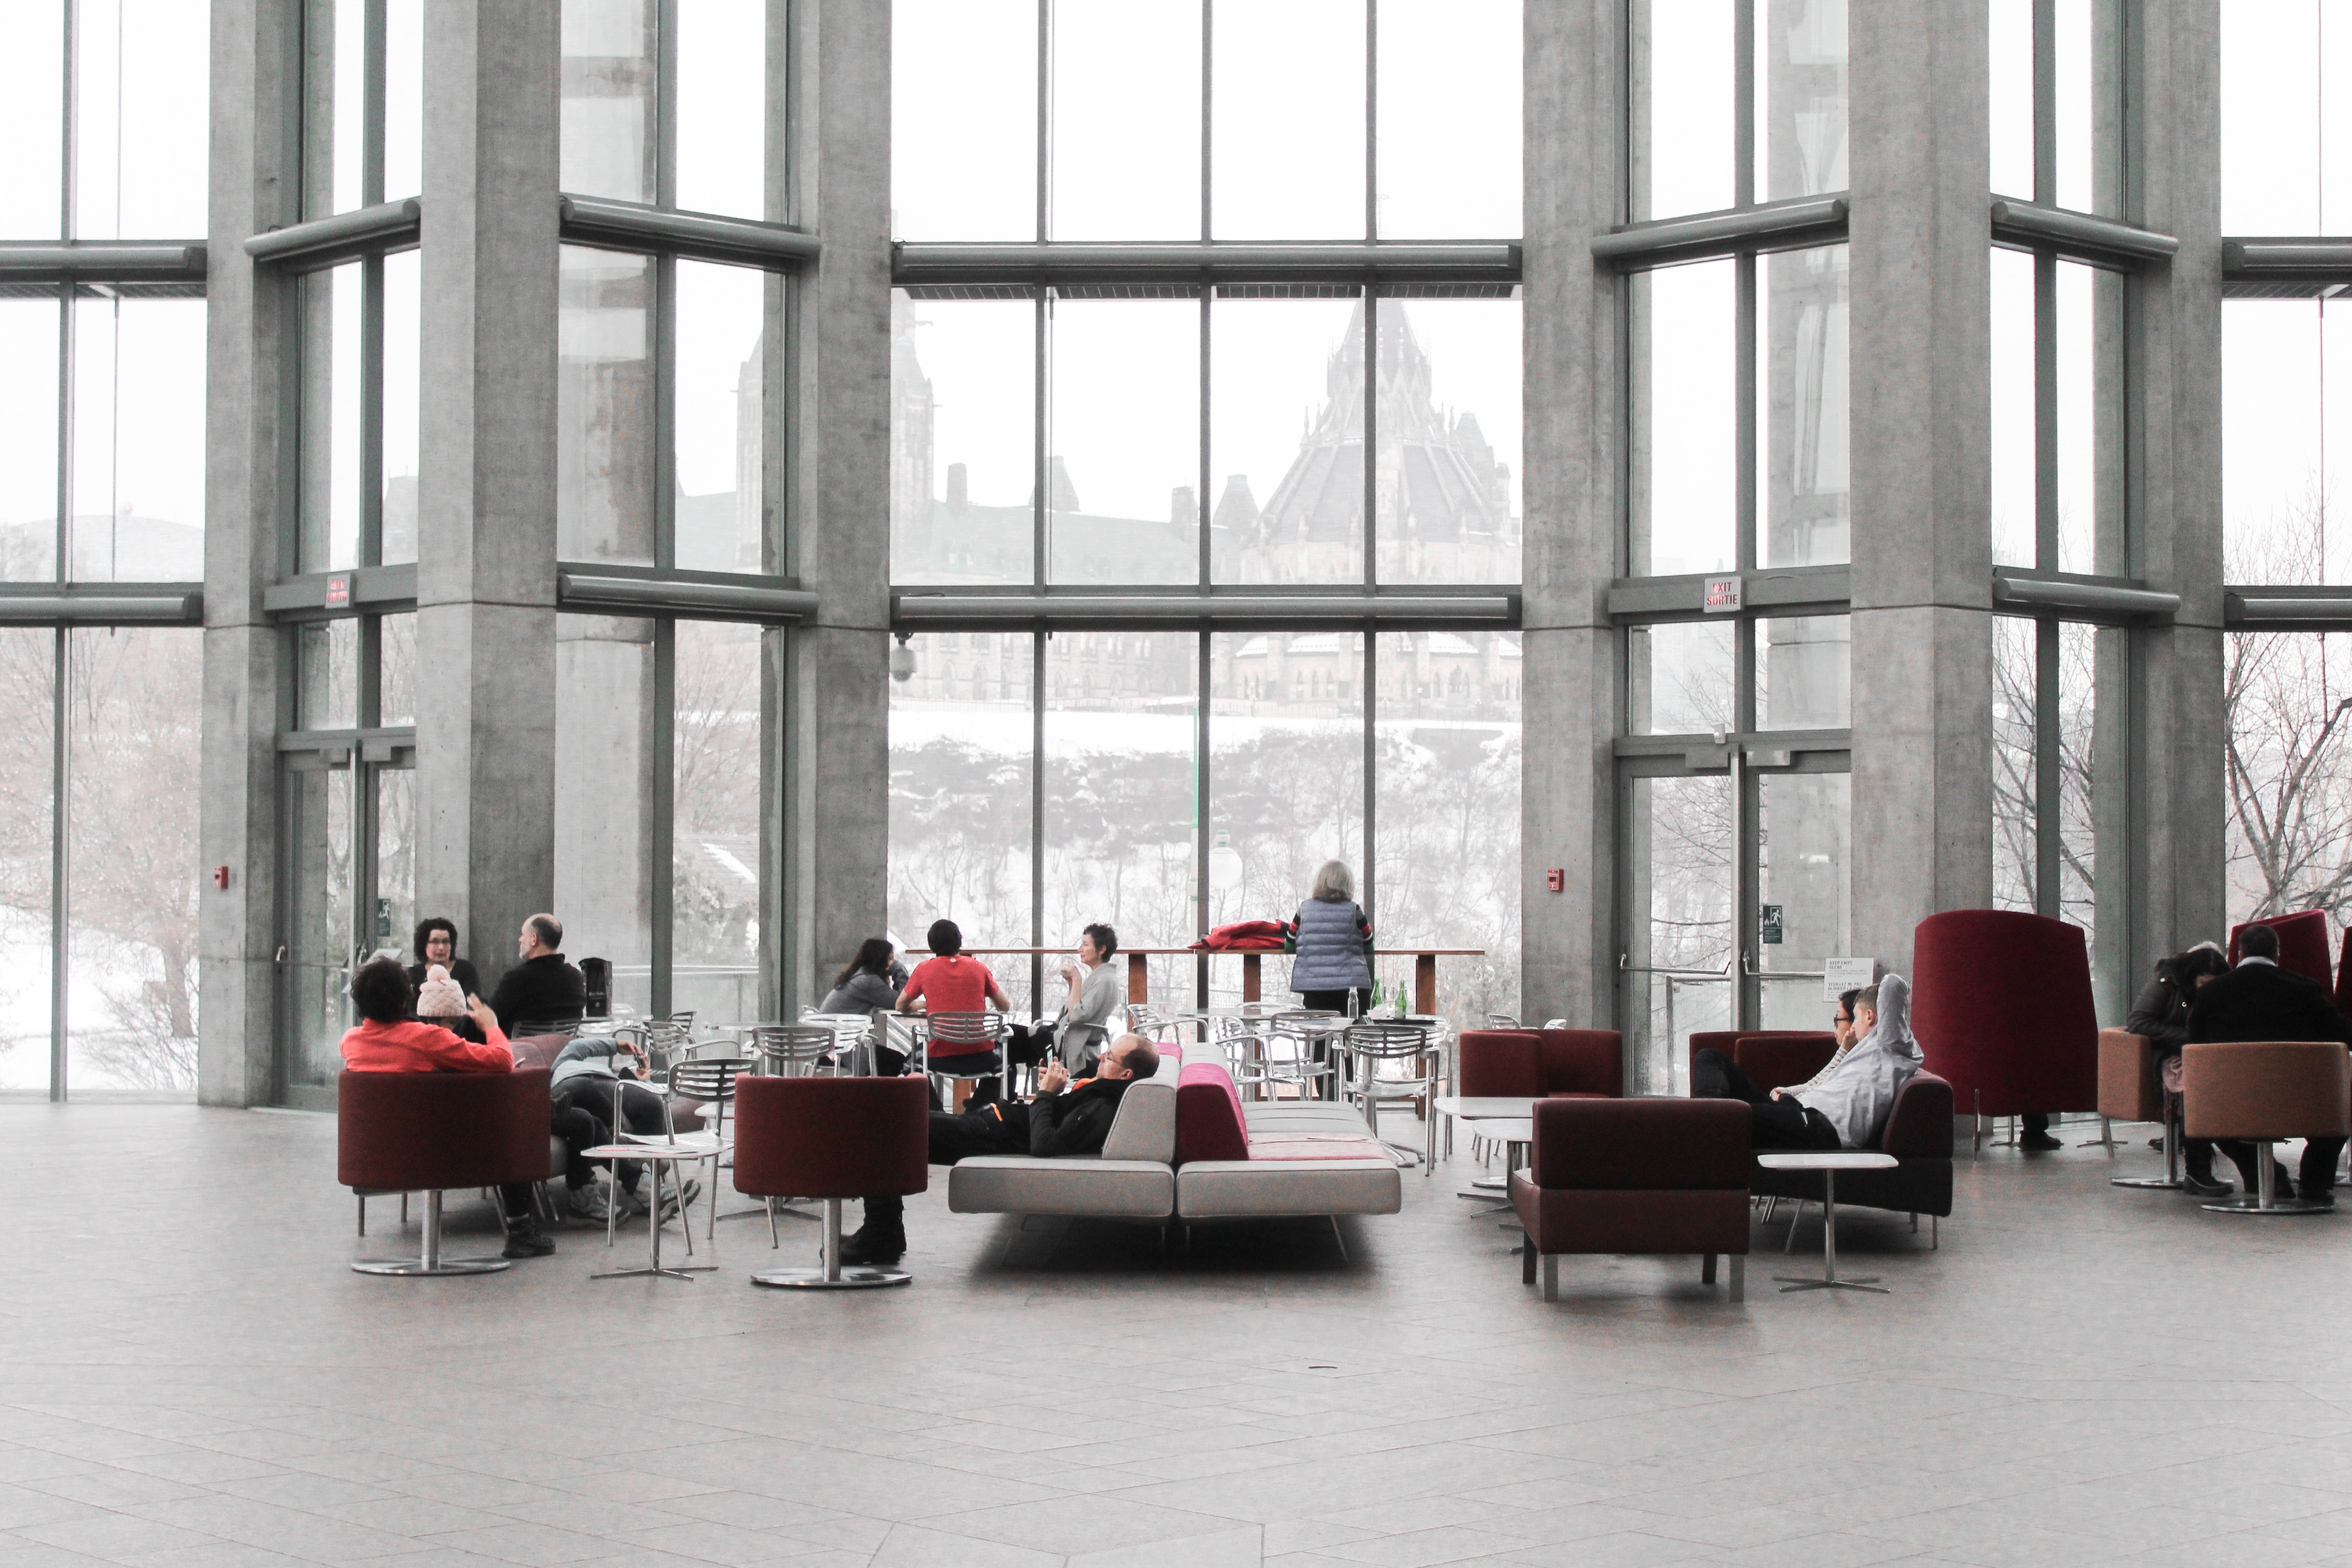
[2019, 1114, 2061, 1152]
[838, 1195, 907, 1265]
[2181, 1140, 2232, 1199]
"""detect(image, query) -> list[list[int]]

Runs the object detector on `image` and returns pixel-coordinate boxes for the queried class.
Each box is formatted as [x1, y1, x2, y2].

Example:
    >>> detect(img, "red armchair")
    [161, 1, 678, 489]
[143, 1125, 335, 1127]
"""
[338, 1067, 551, 1276]
[1508, 1098, 1752, 1302]
[1687, 1031, 1838, 1094]
[1458, 1028, 1623, 1098]
[2230, 911, 2334, 990]
[1912, 911, 2097, 1133]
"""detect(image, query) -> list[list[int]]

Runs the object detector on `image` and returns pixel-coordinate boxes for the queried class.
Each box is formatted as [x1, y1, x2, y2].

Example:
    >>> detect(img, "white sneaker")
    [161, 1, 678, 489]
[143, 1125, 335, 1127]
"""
[567, 1185, 618, 1224]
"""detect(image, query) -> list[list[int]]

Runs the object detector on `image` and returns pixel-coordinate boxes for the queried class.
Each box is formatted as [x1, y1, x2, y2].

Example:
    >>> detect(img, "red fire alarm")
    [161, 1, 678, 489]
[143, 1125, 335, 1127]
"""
[212, 865, 230, 890]
[1545, 868, 1565, 892]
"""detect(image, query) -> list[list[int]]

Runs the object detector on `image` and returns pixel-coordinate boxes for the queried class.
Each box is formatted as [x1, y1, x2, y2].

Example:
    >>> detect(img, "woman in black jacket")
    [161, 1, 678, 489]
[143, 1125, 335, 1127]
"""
[406, 917, 486, 1041]
[2126, 943, 2231, 1195]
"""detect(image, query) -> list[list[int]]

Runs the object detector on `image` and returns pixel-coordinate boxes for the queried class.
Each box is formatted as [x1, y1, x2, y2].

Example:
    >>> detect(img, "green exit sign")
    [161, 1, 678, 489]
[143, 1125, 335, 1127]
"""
[1760, 904, 1783, 944]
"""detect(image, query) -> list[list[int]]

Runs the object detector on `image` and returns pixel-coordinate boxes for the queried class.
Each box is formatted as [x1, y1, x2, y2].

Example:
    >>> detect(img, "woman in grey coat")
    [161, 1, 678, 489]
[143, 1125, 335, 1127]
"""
[1290, 860, 1374, 1017]
[820, 936, 911, 1074]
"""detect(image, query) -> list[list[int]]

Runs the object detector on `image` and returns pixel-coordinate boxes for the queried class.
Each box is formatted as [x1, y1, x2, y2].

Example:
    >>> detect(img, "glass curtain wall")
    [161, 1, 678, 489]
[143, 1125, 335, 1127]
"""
[538, 1, 782, 1032]
[2220, 6, 2352, 944]
[0, 6, 210, 1097]
[884, 1, 1525, 1024]
[1984, 0, 2131, 1019]
[1621, 0, 1853, 1092]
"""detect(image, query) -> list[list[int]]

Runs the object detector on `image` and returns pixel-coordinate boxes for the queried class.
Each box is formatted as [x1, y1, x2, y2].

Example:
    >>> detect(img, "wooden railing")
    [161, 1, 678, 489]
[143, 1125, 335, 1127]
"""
[913, 947, 1486, 1017]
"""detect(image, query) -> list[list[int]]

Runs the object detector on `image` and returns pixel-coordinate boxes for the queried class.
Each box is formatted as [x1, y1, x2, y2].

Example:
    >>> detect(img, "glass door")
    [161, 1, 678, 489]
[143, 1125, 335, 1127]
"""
[1619, 744, 1849, 1094]
[278, 747, 416, 1108]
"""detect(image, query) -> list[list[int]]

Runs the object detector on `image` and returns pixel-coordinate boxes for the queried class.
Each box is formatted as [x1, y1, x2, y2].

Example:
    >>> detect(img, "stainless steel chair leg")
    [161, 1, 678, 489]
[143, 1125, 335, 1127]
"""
[1729, 1254, 1745, 1302]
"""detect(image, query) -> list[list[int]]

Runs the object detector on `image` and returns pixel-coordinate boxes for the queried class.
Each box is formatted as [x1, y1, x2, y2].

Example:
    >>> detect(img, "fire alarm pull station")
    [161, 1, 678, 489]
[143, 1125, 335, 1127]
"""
[1545, 868, 1565, 892]
[212, 866, 230, 890]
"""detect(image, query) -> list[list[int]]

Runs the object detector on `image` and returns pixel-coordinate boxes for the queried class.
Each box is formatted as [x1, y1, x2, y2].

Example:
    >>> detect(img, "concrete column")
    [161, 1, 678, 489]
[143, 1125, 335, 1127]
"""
[413, 1, 562, 998]
[1847, 0, 1995, 980]
[197, 0, 299, 1107]
[776, 0, 892, 1011]
[1520, 0, 1622, 1036]
[2128, 0, 2226, 967]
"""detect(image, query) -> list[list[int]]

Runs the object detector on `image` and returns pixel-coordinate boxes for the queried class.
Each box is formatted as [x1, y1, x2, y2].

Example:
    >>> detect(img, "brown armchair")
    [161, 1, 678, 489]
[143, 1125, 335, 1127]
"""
[1508, 1098, 1752, 1303]
[1686, 1030, 1838, 1093]
[337, 1067, 551, 1276]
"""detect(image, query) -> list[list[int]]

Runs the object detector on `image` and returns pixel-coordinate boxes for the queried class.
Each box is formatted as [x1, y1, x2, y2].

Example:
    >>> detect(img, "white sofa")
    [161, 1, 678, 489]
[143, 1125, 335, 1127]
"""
[947, 1049, 1402, 1224]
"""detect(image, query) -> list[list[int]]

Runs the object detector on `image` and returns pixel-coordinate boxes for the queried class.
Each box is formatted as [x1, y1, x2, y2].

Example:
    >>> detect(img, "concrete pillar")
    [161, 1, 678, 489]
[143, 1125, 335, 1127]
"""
[776, 0, 892, 1011]
[413, 1, 562, 999]
[1520, 0, 1622, 1035]
[1847, 0, 1995, 981]
[197, 0, 299, 1107]
[2129, 0, 2227, 969]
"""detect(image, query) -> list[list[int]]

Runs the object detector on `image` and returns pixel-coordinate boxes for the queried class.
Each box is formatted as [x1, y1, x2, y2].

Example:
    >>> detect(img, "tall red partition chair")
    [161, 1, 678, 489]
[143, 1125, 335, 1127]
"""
[2230, 911, 2335, 990]
[1912, 911, 2097, 1150]
[338, 1068, 551, 1276]
[734, 1075, 928, 1289]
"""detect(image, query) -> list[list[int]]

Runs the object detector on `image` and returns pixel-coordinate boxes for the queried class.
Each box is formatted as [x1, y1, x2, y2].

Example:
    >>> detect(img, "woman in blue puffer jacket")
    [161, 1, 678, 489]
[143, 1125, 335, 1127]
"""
[1290, 860, 1374, 1017]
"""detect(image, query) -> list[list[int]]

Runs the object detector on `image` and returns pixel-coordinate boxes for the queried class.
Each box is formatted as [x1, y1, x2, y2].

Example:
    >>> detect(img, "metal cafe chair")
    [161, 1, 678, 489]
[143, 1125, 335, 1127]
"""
[921, 1010, 1004, 1111]
[608, 1056, 747, 1243]
[1341, 1021, 1443, 1167]
[1267, 1009, 1345, 1102]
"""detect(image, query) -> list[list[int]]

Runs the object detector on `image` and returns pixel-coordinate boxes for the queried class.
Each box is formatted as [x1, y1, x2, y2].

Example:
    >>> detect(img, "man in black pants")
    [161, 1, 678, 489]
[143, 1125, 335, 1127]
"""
[840, 1034, 1163, 1265]
[1691, 1049, 1843, 1150]
[1692, 977, 1922, 1152]
[2188, 921, 2352, 1206]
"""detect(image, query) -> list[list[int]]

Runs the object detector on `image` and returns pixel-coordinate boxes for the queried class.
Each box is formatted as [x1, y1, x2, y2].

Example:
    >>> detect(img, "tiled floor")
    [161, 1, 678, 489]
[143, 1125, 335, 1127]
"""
[7, 1106, 2352, 1568]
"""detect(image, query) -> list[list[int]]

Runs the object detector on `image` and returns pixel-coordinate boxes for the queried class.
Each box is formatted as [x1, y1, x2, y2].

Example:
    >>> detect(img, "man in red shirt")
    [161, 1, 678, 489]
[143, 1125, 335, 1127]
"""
[899, 918, 1012, 1104]
[340, 957, 575, 1259]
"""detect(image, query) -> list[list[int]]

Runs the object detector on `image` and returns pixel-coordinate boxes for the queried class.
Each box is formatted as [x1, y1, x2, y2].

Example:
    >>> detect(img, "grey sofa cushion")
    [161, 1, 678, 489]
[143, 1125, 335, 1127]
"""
[1243, 1103, 1372, 1133]
[1175, 1159, 1403, 1218]
[949, 1156, 1175, 1218]
[1100, 1069, 1179, 1164]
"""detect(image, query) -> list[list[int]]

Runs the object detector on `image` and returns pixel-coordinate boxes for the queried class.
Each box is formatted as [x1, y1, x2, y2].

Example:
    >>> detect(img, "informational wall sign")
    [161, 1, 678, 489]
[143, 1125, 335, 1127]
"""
[1703, 575, 1741, 613]
[1823, 956, 1877, 1002]
[1759, 904, 1783, 944]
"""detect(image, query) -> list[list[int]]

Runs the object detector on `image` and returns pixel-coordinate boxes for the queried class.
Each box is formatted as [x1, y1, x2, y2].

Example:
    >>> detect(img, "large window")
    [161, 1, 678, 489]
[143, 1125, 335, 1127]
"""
[0, 7, 209, 1098]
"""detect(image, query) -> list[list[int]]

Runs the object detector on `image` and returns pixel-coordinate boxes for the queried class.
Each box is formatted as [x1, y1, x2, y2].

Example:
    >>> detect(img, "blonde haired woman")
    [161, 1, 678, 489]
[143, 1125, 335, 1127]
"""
[1290, 859, 1373, 1017]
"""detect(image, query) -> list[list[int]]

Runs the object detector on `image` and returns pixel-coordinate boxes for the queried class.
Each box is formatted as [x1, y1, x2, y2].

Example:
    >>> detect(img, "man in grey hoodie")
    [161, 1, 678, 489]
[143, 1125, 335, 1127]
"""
[1692, 975, 1925, 1151]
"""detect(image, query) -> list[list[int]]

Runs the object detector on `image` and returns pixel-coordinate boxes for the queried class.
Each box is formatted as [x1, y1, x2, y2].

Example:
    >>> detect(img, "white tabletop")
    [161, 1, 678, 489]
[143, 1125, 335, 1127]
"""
[1756, 1151, 1898, 1171]
[1431, 1095, 1541, 1120]
[584, 1143, 710, 1161]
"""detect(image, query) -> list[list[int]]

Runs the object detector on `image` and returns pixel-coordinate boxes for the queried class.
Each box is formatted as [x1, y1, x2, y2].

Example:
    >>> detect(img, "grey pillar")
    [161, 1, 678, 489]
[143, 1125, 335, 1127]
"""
[777, 0, 892, 1013]
[198, 0, 299, 1107]
[1848, 0, 1995, 980]
[413, 2, 562, 999]
[1521, 0, 1622, 1036]
[2129, 0, 2226, 968]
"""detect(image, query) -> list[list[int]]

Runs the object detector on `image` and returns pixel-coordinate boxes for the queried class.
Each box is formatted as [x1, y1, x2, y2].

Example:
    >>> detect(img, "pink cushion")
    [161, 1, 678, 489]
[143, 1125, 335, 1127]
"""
[1245, 1133, 1393, 1163]
[1174, 1061, 1249, 1163]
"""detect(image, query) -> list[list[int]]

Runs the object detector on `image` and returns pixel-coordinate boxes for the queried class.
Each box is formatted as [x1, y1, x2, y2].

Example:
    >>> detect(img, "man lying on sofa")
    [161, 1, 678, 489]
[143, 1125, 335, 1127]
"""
[838, 1033, 1163, 1266]
[1690, 976, 1923, 1151]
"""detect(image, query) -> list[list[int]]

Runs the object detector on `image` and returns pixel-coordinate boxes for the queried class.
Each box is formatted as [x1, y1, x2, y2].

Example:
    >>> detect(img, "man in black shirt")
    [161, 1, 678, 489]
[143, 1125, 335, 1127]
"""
[2188, 922, 2352, 1206]
[489, 913, 587, 1034]
[841, 1034, 1163, 1266]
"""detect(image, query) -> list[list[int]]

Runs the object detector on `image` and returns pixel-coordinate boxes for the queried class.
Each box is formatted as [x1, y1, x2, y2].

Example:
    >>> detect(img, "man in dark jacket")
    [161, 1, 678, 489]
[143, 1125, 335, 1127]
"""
[840, 1034, 1163, 1265]
[489, 913, 587, 1033]
[2188, 922, 2352, 1205]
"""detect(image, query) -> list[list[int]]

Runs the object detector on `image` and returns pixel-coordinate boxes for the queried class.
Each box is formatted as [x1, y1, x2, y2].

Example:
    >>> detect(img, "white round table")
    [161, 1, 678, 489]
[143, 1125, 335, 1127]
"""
[1757, 1150, 1900, 1293]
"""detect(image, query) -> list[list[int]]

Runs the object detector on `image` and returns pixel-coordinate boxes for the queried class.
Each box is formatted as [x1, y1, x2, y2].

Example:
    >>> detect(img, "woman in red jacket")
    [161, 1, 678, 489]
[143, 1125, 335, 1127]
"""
[339, 957, 586, 1259]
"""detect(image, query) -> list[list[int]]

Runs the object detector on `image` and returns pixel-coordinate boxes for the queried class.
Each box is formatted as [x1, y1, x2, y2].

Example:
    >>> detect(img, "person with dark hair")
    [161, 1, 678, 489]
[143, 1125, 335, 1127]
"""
[822, 937, 912, 1074]
[2189, 921, 2352, 1206]
[2127, 942, 2234, 1196]
[406, 918, 486, 1039]
[337, 956, 572, 1260]
[899, 918, 1012, 1102]
[839, 1034, 1164, 1266]
[1694, 977, 1922, 1151]
[488, 912, 586, 1033]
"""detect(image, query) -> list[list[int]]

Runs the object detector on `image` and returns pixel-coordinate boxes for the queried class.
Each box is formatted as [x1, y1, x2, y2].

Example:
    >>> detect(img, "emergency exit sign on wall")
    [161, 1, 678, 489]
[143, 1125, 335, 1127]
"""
[1703, 575, 1741, 613]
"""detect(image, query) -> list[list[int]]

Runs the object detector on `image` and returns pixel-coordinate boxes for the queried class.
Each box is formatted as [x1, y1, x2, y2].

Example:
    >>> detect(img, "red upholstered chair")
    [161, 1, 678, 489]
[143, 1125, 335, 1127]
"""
[733, 1075, 928, 1289]
[337, 1068, 551, 1276]
[1458, 1029, 1623, 1098]
[1912, 911, 2097, 1144]
[1686, 1031, 1839, 1093]
[1508, 1098, 1752, 1302]
[2231, 911, 2335, 990]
